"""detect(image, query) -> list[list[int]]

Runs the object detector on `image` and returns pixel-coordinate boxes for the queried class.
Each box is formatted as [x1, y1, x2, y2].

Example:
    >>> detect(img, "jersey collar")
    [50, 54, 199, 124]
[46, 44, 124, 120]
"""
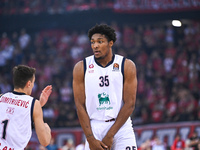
[12, 91, 26, 95]
[94, 54, 115, 68]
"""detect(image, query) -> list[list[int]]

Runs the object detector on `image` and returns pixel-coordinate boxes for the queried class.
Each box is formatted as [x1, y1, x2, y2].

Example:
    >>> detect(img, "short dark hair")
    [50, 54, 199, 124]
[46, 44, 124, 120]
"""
[88, 24, 117, 43]
[13, 65, 36, 89]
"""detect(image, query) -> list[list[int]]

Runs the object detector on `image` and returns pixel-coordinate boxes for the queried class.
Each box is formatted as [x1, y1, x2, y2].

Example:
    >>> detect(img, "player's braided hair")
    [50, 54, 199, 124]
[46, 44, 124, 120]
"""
[88, 24, 117, 43]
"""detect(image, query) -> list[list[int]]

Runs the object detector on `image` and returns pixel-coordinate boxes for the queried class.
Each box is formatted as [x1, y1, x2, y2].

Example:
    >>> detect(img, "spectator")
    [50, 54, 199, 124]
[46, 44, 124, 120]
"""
[165, 95, 178, 122]
[188, 131, 200, 150]
[0, 32, 9, 49]
[0, 79, 12, 93]
[59, 80, 73, 103]
[75, 140, 85, 150]
[46, 137, 58, 150]
[60, 139, 75, 150]
[18, 28, 31, 50]
[171, 134, 185, 150]
[140, 139, 151, 150]
[151, 136, 166, 150]
[39, 145, 47, 150]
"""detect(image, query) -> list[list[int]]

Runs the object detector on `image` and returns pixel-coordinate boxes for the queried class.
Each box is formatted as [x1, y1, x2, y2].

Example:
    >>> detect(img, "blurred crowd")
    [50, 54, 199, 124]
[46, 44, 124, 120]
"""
[140, 131, 200, 150]
[0, 20, 200, 128]
[0, 0, 114, 15]
[35, 137, 85, 150]
[1, 0, 200, 15]
[114, 0, 200, 11]
[34, 126, 200, 150]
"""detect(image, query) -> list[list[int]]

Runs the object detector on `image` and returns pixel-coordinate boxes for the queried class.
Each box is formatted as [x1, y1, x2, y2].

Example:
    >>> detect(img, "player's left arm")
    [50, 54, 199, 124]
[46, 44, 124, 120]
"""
[102, 58, 137, 148]
[33, 100, 51, 146]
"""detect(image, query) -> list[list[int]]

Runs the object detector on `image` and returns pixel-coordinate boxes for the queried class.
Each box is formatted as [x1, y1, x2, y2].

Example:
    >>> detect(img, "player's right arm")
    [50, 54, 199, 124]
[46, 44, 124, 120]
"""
[39, 85, 52, 107]
[33, 100, 51, 147]
[73, 61, 107, 150]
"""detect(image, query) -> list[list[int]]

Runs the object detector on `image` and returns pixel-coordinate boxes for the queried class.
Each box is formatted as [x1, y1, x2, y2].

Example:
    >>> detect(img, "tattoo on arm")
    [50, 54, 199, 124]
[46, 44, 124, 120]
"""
[86, 134, 93, 138]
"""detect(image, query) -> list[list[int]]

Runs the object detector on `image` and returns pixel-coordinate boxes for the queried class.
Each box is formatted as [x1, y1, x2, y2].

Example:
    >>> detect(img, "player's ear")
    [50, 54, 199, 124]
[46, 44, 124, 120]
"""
[109, 40, 113, 47]
[26, 80, 31, 88]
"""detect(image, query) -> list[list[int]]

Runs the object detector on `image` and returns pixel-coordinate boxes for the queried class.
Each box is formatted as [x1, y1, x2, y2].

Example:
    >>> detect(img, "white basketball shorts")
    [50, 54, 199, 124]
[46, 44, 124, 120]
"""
[85, 118, 137, 150]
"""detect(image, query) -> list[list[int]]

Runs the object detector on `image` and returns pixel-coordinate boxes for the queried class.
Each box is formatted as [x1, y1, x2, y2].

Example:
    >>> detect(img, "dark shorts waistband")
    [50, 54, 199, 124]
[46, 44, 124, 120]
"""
[105, 118, 115, 122]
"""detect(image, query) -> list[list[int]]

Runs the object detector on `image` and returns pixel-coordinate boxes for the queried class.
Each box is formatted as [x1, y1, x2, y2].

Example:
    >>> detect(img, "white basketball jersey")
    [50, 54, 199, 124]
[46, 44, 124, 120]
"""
[84, 54, 125, 121]
[0, 91, 35, 150]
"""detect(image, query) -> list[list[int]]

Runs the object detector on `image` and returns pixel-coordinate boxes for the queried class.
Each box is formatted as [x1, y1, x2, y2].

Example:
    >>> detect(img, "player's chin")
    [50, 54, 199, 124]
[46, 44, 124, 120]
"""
[94, 54, 102, 60]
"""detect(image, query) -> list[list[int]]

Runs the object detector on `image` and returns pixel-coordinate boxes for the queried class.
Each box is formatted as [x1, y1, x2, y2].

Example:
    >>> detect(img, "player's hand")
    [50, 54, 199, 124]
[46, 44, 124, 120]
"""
[102, 135, 113, 150]
[88, 139, 108, 150]
[39, 85, 52, 107]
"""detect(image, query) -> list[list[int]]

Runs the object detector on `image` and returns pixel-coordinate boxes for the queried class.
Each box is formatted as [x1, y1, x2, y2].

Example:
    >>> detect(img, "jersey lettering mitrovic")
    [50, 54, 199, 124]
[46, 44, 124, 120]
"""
[0, 91, 35, 150]
[84, 54, 125, 121]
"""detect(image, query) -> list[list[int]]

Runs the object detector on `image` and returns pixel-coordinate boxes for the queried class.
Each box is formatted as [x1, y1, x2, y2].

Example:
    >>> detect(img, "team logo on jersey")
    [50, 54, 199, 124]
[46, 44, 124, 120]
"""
[98, 92, 110, 106]
[6, 107, 15, 114]
[113, 63, 119, 71]
[89, 64, 94, 68]
[88, 64, 94, 73]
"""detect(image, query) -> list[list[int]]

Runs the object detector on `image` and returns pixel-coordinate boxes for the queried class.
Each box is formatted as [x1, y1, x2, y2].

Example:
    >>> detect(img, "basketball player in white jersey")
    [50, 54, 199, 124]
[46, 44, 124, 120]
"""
[0, 65, 52, 150]
[73, 24, 138, 150]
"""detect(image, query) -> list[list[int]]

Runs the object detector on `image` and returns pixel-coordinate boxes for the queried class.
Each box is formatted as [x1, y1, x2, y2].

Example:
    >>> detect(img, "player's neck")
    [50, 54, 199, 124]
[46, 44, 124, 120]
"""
[14, 88, 27, 95]
[96, 51, 113, 67]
